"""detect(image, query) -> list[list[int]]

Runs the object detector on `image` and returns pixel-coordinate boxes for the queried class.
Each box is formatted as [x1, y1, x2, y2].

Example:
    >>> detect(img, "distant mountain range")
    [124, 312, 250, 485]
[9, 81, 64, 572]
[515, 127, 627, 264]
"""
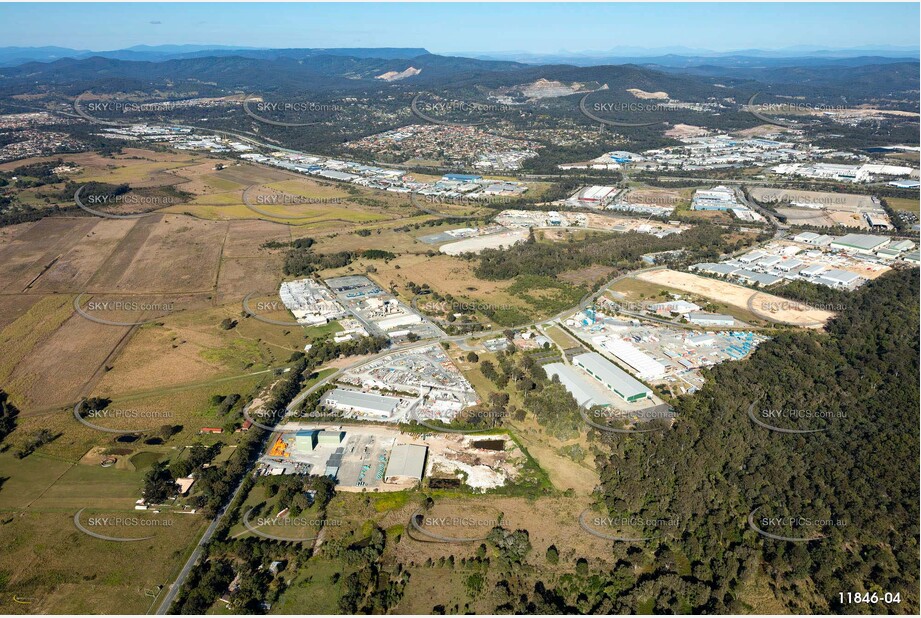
[0, 46, 916, 109]
[458, 45, 920, 66]
[0, 45, 430, 67]
[1, 44, 917, 69]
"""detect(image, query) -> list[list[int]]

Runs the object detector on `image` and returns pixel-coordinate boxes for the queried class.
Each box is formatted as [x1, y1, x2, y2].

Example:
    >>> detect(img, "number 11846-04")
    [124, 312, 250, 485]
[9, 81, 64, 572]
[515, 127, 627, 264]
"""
[839, 592, 901, 605]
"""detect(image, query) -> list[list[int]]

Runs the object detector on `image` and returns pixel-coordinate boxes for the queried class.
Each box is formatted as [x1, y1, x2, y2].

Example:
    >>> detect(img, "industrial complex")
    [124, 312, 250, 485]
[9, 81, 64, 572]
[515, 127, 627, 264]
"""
[258, 424, 523, 492]
[279, 278, 347, 326]
[324, 344, 479, 424]
[560, 305, 768, 396]
[692, 234, 910, 291]
[324, 275, 442, 340]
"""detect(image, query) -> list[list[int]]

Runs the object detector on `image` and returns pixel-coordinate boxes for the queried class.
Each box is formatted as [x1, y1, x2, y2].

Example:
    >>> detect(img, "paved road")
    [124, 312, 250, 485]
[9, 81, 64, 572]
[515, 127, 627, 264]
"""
[140, 134, 795, 612]
[149, 247, 777, 612]
[153, 474, 248, 614]
[733, 185, 788, 239]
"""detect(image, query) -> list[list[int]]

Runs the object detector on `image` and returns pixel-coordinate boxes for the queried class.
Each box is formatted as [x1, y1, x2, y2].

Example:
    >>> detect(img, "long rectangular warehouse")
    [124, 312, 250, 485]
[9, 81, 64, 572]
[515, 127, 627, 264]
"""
[544, 362, 608, 408]
[573, 352, 651, 403]
[601, 338, 667, 380]
[323, 389, 401, 418]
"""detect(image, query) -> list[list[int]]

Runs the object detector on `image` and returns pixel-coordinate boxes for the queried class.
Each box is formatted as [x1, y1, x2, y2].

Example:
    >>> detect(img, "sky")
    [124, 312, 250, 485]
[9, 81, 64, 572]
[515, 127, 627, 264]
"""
[0, 2, 918, 54]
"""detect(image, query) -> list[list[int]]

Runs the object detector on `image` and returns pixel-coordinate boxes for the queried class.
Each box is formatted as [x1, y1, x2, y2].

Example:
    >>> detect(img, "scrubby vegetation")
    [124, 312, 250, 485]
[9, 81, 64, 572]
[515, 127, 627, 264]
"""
[473, 224, 755, 282]
[588, 268, 919, 613]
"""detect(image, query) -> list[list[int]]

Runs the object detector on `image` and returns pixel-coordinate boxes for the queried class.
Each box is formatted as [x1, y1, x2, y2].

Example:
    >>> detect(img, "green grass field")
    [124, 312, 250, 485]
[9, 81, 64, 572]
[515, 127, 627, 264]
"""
[886, 197, 920, 213]
[0, 446, 207, 614]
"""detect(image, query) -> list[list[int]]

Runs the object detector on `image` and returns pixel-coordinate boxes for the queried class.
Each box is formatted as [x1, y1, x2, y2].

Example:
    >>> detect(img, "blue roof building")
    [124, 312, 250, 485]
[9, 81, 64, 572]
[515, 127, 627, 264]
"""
[442, 174, 482, 182]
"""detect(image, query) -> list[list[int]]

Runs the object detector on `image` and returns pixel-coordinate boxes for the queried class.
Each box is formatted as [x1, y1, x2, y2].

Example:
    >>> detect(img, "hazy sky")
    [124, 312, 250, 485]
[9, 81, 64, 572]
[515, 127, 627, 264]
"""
[0, 2, 918, 53]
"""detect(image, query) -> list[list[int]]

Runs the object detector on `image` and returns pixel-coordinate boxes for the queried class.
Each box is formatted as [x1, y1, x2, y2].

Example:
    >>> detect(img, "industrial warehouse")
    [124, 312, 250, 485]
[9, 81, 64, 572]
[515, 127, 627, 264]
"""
[692, 235, 906, 291]
[324, 275, 441, 340]
[384, 444, 428, 483]
[573, 352, 651, 403]
[544, 362, 622, 408]
[566, 185, 617, 208]
[691, 186, 764, 221]
[257, 424, 522, 491]
[333, 344, 479, 423]
[322, 389, 403, 419]
[561, 306, 768, 396]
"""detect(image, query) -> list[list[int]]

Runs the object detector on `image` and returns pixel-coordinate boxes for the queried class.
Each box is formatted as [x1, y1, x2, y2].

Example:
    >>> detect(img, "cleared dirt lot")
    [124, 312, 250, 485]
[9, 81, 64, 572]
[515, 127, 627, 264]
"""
[0, 217, 105, 293]
[636, 269, 835, 328]
[774, 207, 874, 229]
[750, 187, 878, 210]
[5, 311, 133, 409]
[664, 123, 708, 138]
[753, 187, 883, 229]
[222, 219, 290, 257]
[86, 214, 226, 293]
[440, 228, 529, 255]
[620, 186, 691, 208]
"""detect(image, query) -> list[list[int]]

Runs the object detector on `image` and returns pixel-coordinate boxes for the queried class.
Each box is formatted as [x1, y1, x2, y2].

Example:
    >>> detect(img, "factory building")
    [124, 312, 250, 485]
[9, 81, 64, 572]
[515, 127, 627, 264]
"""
[875, 247, 903, 260]
[572, 352, 651, 403]
[323, 389, 400, 418]
[574, 185, 616, 205]
[830, 234, 890, 254]
[864, 213, 893, 231]
[888, 179, 921, 189]
[385, 444, 428, 482]
[687, 334, 716, 347]
[442, 173, 482, 182]
[317, 170, 359, 182]
[601, 339, 667, 380]
[694, 262, 740, 276]
[814, 269, 863, 290]
[318, 430, 345, 446]
[377, 313, 423, 331]
[687, 312, 735, 327]
[799, 264, 827, 277]
[650, 300, 701, 315]
[692, 186, 739, 211]
[733, 269, 782, 287]
[889, 239, 916, 252]
[775, 259, 805, 272]
[793, 232, 835, 247]
[544, 363, 607, 408]
[294, 430, 318, 451]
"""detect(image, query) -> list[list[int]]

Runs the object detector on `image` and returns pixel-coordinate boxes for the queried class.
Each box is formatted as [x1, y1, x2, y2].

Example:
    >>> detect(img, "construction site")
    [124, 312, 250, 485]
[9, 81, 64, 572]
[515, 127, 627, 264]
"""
[495, 209, 690, 238]
[692, 237, 898, 291]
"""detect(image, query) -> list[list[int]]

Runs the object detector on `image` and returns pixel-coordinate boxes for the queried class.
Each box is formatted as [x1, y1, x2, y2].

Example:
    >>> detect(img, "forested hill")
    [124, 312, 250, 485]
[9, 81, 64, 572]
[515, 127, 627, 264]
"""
[595, 267, 919, 613]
